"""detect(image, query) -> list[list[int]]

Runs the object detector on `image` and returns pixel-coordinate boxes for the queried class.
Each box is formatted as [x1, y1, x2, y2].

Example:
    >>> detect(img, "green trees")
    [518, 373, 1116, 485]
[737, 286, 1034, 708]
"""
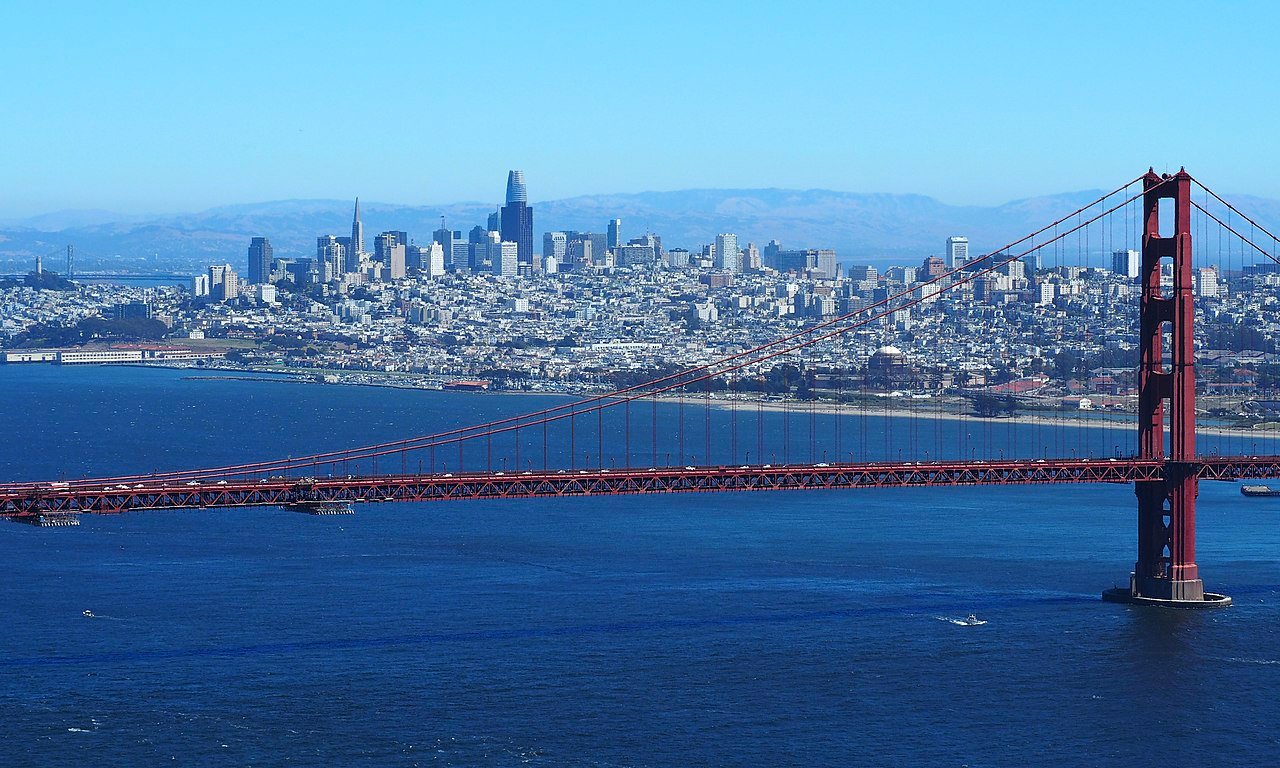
[969, 392, 1019, 418]
[8, 316, 168, 347]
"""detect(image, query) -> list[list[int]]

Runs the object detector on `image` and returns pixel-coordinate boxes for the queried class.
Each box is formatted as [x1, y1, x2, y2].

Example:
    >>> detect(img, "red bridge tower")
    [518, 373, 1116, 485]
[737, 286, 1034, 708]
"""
[1104, 169, 1231, 607]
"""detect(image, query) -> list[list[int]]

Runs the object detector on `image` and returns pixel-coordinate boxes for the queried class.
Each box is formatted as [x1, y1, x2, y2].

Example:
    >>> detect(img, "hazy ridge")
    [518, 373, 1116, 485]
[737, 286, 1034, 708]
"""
[3, 189, 1279, 273]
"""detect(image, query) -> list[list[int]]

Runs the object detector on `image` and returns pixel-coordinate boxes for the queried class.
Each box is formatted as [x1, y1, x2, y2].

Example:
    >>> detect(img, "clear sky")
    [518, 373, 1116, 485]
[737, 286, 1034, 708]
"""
[4, 1, 1277, 217]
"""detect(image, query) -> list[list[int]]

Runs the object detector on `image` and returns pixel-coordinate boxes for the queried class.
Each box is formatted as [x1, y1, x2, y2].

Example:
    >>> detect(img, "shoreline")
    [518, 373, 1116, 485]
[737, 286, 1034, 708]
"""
[11, 359, 1280, 440]
[639, 394, 1280, 439]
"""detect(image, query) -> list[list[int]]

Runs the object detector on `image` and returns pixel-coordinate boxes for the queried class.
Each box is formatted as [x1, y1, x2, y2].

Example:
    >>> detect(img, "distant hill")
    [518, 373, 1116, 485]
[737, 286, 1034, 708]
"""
[3, 188, 1279, 274]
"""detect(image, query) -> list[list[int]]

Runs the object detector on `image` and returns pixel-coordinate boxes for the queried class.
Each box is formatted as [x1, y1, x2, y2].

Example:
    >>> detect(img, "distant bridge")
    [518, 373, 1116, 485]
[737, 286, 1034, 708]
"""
[0, 273, 189, 282]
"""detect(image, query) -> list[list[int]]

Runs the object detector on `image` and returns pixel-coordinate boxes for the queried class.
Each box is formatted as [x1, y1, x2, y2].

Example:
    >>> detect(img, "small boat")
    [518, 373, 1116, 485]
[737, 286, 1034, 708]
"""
[937, 614, 988, 626]
[1241, 485, 1280, 497]
[82, 610, 94, 618]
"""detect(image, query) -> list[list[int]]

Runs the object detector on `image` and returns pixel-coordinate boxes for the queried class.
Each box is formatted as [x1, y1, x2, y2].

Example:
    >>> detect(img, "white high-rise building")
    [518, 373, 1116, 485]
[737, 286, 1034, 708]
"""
[715, 233, 740, 273]
[387, 243, 406, 280]
[946, 236, 969, 269]
[256, 284, 278, 305]
[490, 232, 518, 276]
[1112, 249, 1140, 279]
[220, 266, 239, 302]
[191, 274, 210, 298]
[1194, 267, 1221, 298]
[425, 242, 446, 277]
[1037, 282, 1056, 306]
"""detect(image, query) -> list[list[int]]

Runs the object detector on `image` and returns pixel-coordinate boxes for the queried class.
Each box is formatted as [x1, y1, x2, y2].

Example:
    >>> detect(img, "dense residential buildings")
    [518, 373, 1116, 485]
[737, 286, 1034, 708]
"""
[5, 242, 1275, 417]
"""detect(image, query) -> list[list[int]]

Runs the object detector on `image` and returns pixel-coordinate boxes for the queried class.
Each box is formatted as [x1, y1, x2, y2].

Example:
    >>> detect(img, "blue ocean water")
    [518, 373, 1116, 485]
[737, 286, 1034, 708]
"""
[1, 366, 1278, 766]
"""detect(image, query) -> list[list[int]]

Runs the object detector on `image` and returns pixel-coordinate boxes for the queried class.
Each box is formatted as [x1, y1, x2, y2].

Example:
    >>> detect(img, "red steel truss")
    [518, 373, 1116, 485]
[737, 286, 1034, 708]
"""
[4, 456, 1278, 521]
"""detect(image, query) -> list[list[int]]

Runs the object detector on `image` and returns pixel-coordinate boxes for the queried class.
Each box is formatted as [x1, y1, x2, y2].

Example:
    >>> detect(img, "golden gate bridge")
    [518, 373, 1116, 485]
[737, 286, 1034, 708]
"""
[6, 169, 1280, 609]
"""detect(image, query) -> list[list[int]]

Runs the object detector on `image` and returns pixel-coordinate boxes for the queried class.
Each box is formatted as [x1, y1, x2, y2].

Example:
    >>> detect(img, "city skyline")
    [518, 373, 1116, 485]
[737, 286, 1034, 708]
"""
[221, 168, 895, 284]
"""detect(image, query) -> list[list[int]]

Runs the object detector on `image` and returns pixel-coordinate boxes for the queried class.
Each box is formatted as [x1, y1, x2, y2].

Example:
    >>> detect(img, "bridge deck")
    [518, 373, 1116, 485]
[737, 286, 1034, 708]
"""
[4, 456, 1279, 520]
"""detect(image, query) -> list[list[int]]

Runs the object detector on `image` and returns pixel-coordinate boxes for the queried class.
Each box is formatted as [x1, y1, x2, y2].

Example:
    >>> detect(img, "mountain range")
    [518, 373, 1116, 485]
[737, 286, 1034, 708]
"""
[3, 188, 1279, 274]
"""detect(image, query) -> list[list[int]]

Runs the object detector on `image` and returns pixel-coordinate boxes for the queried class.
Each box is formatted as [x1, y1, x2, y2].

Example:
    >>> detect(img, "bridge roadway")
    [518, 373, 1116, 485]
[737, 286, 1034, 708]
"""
[0, 273, 189, 281]
[4, 456, 1280, 522]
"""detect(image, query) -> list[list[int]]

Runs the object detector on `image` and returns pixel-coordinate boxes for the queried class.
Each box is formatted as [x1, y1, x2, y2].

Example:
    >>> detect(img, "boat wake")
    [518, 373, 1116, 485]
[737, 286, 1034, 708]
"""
[936, 615, 987, 626]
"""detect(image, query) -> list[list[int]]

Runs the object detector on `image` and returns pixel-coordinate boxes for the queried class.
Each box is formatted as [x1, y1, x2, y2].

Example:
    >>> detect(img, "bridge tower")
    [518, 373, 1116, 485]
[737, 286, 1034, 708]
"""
[1104, 169, 1230, 607]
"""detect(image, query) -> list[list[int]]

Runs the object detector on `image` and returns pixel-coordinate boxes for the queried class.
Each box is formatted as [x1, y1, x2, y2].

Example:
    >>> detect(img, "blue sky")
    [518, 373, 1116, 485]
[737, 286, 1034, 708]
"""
[3, 1, 1276, 216]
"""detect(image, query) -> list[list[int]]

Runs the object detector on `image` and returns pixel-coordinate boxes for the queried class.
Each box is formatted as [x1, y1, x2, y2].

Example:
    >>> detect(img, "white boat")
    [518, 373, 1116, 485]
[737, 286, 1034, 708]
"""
[935, 614, 988, 626]
[82, 610, 94, 618]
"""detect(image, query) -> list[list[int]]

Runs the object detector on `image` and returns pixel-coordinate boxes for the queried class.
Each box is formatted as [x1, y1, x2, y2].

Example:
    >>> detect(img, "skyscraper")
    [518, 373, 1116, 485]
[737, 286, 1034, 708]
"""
[468, 225, 489, 271]
[317, 235, 347, 280]
[375, 231, 408, 264]
[375, 232, 407, 279]
[406, 244, 425, 273]
[450, 237, 467, 271]
[500, 170, 534, 265]
[247, 236, 273, 285]
[1112, 249, 1139, 279]
[434, 222, 462, 271]
[350, 198, 365, 258]
[1194, 266, 1220, 298]
[607, 219, 622, 251]
[489, 231, 518, 276]
[221, 268, 239, 302]
[770, 249, 817, 273]
[388, 245, 405, 279]
[424, 243, 446, 278]
[815, 249, 837, 279]
[946, 236, 969, 269]
[209, 264, 238, 301]
[715, 233, 740, 273]
[544, 232, 567, 265]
